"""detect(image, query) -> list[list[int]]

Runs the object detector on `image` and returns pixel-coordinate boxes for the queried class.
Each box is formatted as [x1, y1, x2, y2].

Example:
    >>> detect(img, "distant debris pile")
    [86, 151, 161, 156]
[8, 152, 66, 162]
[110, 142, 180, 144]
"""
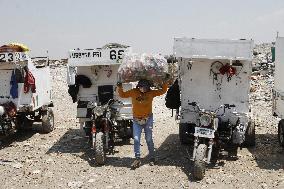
[31, 58, 67, 68]
[49, 59, 68, 68]
[252, 43, 275, 76]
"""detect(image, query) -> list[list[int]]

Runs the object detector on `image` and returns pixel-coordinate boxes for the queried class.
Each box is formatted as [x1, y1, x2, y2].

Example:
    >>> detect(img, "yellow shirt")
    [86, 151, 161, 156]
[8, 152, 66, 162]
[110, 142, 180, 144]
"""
[117, 83, 168, 118]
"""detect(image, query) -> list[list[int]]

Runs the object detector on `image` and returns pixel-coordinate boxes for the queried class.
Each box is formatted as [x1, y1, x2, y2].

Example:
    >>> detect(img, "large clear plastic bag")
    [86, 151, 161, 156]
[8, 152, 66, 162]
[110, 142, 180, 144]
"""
[118, 53, 168, 85]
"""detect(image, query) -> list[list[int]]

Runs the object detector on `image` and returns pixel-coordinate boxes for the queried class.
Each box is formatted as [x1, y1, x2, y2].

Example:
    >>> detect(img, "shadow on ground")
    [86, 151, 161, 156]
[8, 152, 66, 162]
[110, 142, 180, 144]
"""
[105, 134, 195, 181]
[248, 133, 284, 170]
[0, 123, 43, 150]
[46, 129, 197, 180]
[150, 134, 195, 180]
[46, 129, 284, 181]
[46, 129, 132, 167]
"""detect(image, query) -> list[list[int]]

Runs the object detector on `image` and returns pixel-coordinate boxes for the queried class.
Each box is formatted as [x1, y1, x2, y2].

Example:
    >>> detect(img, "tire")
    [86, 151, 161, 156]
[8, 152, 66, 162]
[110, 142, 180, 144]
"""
[83, 121, 92, 137]
[24, 119, 34, 129]
[179, 123, 190, 144]
[95, 132, 106, 165]
[227, 144, 238, 160]
[278, 120, 284, 147]
[193, 144, 207, 180]
[15, 114, 33, 131]
[118, 120, 133, 140]
[41, 108, 54, 133]
[243, 121, 256, 147]
[127, 120, 133, 139]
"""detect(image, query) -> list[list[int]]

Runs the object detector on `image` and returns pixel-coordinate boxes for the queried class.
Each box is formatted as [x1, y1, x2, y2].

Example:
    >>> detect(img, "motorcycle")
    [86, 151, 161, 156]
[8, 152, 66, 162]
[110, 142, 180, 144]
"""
[0, 102, 54, 140]
[188, 102, 244, 180]
[88, 99, 132, 165]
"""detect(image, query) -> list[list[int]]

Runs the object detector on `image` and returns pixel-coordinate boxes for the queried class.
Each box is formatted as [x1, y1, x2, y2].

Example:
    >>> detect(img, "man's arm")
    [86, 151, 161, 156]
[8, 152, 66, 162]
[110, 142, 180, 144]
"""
[150, 82, 169, 97]
[117, 83, 134, 98]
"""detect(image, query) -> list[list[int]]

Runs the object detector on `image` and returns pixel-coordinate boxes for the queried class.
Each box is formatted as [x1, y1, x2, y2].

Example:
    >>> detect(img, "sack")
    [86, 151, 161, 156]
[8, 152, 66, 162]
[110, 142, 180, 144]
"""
[118, 53, 168, 85]
[165, 79, 181, 109]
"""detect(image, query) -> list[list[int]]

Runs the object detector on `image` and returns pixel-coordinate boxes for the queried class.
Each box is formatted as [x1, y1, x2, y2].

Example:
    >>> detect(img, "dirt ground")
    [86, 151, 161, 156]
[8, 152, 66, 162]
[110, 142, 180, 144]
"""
[0, 66, 283, 189]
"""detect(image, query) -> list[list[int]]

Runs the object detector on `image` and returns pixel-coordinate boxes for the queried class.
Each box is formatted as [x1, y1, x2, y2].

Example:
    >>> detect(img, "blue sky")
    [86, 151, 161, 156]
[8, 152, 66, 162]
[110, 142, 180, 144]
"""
[1, 0, 284, 58]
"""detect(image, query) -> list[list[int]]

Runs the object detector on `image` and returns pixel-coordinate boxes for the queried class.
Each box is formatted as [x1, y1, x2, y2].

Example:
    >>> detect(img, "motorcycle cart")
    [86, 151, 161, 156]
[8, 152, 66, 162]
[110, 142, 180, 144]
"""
[0, 50, 54, 140]
[173, 38, 255, 179]
[272, 37, 284, 147]
[67, 44, 134, 164]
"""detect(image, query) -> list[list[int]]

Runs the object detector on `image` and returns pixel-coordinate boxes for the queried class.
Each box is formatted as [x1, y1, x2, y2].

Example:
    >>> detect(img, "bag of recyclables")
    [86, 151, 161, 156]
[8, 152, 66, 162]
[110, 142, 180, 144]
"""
[118, 53, 168, 86]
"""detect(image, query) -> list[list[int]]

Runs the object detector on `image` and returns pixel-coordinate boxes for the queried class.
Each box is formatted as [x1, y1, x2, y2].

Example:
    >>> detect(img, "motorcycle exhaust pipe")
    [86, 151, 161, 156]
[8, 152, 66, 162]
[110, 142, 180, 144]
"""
[105, 132, 109, 150]
[192, 137, 199, 160]
[0, 106, 5, 116]
[207, 139, 214, 164]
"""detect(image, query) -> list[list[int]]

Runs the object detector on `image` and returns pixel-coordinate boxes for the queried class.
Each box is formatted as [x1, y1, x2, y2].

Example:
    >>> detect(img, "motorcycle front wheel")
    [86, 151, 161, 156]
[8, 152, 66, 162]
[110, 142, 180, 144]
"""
[94, 132, 106, 165]
[193, 144, 207, 180]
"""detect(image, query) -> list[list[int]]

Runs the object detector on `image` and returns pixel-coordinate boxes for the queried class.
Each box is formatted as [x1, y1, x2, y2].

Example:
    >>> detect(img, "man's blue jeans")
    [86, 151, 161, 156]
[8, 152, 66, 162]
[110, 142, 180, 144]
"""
[133, 114, 155, 158]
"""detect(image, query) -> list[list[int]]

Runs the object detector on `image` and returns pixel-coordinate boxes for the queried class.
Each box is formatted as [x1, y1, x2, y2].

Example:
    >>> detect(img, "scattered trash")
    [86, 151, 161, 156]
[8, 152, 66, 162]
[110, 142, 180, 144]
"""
[32, 170, 41, 174]
[87, 179, 95, 183]
[67, 181, 83, 188]
[12, 162, 23, 169]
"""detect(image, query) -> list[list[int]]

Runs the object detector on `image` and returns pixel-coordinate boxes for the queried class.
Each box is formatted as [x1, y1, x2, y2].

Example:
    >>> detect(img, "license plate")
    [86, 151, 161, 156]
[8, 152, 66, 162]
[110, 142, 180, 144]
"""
[194, 127, 215, 138]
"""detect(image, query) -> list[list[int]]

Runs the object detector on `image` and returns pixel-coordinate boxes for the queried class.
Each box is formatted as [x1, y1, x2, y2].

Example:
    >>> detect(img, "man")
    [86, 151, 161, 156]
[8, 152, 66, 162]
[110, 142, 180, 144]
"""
[117, 79, 168, 169]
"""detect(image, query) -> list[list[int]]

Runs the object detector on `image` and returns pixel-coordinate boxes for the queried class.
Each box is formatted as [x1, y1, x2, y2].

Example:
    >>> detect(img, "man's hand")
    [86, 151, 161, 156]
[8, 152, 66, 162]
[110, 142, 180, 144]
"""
[168, 78, 174, 85]
[164, 74, 174, 85]
[117, 82, 122, 87]
[165, 73, 170, 80]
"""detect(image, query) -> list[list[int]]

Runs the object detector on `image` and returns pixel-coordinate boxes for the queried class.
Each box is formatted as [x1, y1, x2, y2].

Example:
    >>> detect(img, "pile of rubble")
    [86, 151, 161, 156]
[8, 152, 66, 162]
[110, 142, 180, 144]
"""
[250, 42, 278, 136]
[49, 59, 68, 68]
[31, 59, 67, 68]
[252, 43, 275, 75]
[251, 42, 275, 92]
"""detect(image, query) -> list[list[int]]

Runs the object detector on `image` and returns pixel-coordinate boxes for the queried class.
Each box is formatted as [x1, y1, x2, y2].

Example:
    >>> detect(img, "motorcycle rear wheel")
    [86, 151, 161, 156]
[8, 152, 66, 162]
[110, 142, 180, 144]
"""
[16, 113, 33, 131]
[243, 121, 256, 147]
[41, 108, 54, 134]
[94, 132, 106, 165]
[193, 144, 207, 180]
[278, 120, 284, 147]
[179, 123, 192, 145]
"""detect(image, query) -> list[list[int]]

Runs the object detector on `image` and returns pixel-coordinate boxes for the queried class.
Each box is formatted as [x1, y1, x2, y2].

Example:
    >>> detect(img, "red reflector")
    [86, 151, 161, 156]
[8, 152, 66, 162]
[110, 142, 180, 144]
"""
[91, 127, 96, 134]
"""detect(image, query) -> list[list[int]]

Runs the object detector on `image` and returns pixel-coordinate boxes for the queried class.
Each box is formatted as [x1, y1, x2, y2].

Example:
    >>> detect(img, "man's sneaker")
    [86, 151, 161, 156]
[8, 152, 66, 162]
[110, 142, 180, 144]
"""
[149, 157, 157, 166]
[131, 158, 141, 169]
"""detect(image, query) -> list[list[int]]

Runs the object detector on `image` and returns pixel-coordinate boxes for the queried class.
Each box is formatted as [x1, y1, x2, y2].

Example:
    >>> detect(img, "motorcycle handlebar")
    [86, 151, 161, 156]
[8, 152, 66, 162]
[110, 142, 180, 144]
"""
[107, 99, 124, 106]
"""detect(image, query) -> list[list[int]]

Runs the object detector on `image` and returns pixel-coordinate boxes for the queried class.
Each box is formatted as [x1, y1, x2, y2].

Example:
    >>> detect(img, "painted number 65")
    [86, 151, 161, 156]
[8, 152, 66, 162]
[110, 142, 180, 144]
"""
[110, 50, 124, 60]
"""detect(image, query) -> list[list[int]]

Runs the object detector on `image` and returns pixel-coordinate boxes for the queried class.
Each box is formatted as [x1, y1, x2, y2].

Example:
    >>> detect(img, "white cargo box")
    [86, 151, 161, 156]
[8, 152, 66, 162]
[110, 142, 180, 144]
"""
[67, 47, 133, 121]
[0, 52, 52, 112]
[174, 38, 253, 124]
[273, 37, 284, 118]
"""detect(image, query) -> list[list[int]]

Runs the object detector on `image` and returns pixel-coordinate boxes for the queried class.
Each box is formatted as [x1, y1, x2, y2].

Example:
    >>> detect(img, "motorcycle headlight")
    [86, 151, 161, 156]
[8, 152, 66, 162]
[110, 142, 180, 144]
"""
[93, 106, 104, 117]
[200, 114, 211, 127]
[0, 106, 5, 116]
